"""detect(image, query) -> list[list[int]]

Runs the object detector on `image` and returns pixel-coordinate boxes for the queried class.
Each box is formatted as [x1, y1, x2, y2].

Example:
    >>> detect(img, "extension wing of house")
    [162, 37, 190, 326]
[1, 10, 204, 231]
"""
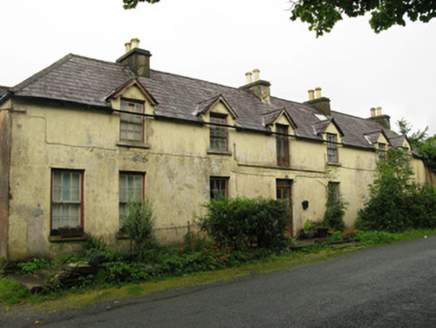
[0, 39, 427, 259]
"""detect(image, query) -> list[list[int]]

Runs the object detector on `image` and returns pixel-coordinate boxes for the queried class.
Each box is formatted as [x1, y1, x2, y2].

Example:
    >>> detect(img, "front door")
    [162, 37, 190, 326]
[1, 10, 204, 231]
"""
[276, 179, 293, 236]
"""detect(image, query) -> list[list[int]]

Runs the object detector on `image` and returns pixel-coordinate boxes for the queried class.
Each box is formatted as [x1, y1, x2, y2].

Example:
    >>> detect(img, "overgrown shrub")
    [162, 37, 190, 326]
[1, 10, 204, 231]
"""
[199, 197, 290, 251]
[356, 148, 436, 232]
[17, 258, 49, 275]
[323, 198, 347, 230]
[124, 200, 156, 257]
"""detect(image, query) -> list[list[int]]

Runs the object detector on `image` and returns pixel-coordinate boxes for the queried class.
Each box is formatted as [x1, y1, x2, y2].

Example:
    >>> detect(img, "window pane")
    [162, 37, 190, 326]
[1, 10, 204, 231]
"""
[210, 177, 228, 199]
[210, 114, 227, 151]
[120, 101, 144, 142]
[119, 173, 144, 227]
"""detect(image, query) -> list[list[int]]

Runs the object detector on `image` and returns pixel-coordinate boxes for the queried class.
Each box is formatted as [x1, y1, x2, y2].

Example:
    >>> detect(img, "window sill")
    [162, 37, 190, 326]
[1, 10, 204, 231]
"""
[116, 141, 151, 149]
[207, 149, 232, 156]
[49, 234, 88, 243]
[327, 162, 342, 167]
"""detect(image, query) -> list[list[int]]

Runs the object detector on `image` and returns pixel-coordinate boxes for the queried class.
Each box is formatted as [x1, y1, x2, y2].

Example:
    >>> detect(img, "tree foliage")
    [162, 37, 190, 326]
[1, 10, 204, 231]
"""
[356, 148, 436, 232]
[122, 1, 436, 37]
[397, 119, 436, 173]
[290, 0, 436, 36]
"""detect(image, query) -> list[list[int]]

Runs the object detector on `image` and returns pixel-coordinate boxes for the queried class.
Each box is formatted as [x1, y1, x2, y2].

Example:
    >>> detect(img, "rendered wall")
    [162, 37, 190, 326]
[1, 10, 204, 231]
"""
[0, 103, 11, 259]
[5, 90, 429, 259]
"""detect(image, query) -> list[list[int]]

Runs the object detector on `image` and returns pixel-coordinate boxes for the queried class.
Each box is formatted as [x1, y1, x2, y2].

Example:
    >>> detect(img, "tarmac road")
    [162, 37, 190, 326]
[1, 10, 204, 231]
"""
[5, 236, 436, 327]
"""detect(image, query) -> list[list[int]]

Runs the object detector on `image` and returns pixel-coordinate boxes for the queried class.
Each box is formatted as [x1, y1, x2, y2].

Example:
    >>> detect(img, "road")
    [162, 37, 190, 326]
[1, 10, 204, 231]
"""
[5, 236, 436, 327]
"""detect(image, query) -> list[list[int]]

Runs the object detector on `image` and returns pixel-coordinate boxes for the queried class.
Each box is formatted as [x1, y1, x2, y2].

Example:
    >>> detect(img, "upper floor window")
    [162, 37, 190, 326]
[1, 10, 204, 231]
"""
[51, 169, 83, 230]
[326, 133, 338, 163]
[378, 143, 387, 162]
[210, 113, 227, 151]
[119, 172, 144, 228]
[210, 176, 228, 200]
[276, 124, 290, 167]
[120, 100, 144, 142]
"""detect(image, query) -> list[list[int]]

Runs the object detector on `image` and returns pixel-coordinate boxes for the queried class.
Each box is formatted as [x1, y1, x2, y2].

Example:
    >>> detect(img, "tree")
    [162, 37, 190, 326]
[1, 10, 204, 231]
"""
[122, 1, 436, 37]
[290, 1, 436, 36]
[396, 119, 436, 174]
[123, 0, 159, 9]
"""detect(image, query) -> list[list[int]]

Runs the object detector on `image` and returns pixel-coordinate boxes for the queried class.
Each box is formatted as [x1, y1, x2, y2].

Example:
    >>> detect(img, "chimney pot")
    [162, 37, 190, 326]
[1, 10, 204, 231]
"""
[245, 72, 253, 84]
[308, 89, 315, 101]
[376, 106, 382, 116]
[252, 68, 260, 81]
[130, 38, 140, 49]
[370, 107, 376, 117]
[125, 42, 132, 53]
[315, 87, 322, 99]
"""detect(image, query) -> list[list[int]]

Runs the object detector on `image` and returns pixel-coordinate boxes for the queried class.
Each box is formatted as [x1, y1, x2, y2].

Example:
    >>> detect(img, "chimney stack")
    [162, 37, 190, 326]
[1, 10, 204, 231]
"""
[239, 68, 271, 104]
[368, 106, 391, 129]
[116, 38, 152, 78]
[304, 86, 331, 116]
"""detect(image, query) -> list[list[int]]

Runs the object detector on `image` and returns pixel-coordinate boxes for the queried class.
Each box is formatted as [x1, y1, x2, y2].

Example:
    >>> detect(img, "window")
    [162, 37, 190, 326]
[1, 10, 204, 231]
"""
[51, 170, 83, 230]
[326, 133, 338, 163]
[210, 177, 228, 200]
[276, 124, 290, 167]
[378, 143, 387, 162]
[120, 100, 144, 142]
[328, 182, 340, 203]
[119, 173, 144, 228]
[209, 113, 227, 151]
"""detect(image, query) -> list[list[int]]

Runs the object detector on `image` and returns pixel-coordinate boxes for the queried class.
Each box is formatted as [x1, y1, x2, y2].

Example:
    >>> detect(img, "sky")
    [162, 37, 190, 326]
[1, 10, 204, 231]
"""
[1, 0, 435, 136]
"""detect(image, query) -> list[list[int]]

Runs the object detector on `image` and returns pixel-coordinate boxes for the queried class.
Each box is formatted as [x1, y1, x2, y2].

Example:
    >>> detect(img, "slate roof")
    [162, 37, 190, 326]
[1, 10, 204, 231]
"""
[0, 86, 8, 98]
[5, 52, 409, 151]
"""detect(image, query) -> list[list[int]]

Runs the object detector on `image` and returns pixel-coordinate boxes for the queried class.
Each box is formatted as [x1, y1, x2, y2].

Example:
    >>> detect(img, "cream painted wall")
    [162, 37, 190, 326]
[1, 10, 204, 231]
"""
[4, 89, 430, 259]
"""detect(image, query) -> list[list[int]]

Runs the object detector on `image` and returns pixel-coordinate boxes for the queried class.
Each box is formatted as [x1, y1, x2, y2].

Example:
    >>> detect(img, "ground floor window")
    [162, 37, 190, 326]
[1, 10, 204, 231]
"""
[51, 169, 83, 230]
[119, 173, 144, 227]
[328, 182, 340, 202]
[210, 177, 229, 200]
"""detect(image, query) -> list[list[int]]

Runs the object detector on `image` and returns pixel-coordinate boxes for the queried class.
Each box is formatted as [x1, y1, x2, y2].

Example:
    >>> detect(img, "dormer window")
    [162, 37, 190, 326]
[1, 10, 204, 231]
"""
[327, 133, 338, 163]
[276, 124, 290, 167]
[210, 113, 227, 151]
[120, 99, 144, 142]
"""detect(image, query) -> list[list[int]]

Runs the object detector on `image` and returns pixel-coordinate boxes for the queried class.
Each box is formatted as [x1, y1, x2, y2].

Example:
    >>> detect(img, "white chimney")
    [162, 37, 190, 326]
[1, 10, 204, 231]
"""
[130, 38, 140, 49]
[370, 107, 376, 117]
[252, 68, 260, 81]
[376, 106, 382, 116]
[315, 87, 322, 99]
[245, 72, 253, 84]
[125, 42, 132, 53]
[308, 89, 314, 101]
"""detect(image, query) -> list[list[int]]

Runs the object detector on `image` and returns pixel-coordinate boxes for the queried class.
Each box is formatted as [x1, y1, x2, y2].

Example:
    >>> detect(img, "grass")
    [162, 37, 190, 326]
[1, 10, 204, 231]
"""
[1, 228, 435, 315]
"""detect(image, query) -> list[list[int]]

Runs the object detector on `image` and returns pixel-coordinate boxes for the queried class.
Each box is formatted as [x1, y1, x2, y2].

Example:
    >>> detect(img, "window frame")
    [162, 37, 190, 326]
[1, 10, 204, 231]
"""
[209, 113, 228, 151]
[327, 182, 340, 203]
[326, 133, 338, 163]
[120, 99, 145, 143]
[378, 143, 387, 162]
[119, 172, 145, 229]
[210, 176, 229, 200]
[50, 169, 84, 232]
[276, 124, 290, 167]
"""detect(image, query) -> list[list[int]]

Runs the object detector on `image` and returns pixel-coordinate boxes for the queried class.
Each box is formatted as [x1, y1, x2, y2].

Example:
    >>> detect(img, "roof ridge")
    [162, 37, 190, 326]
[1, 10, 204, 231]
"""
[70, 53, 133, 68]
[11, 54, 75, 92]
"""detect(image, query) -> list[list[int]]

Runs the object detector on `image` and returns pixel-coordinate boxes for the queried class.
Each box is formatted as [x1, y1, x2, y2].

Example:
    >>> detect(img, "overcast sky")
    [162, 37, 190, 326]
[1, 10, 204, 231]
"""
[1, 0, 435, 135]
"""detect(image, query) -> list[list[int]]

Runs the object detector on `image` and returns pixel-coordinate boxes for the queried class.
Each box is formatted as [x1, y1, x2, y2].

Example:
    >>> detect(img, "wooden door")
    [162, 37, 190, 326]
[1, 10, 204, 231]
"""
[276, 179, 293, 236]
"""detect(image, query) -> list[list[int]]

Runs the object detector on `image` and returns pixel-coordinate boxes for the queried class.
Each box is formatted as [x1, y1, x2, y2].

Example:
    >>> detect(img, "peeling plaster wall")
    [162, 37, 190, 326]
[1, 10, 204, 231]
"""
[5, 94, 430, 259]
[0, 104, 11, 259]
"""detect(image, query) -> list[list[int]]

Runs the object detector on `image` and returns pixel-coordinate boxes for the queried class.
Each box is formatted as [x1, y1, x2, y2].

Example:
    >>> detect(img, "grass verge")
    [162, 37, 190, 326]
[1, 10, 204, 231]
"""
[1, 229, 435, 315]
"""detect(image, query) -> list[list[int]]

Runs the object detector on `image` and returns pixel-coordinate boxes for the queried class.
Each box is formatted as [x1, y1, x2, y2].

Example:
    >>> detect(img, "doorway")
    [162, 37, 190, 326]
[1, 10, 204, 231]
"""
[276, 179, 293, 236]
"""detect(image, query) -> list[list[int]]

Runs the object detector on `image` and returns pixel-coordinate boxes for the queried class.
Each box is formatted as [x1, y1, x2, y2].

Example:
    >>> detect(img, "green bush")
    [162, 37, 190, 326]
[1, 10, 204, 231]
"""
[323, 198, 346, 230]
[354, 231, 398, 245]
[18, 258, 49, 275]
[356, 148, 436, 232]
[199, 197, 290, 251]
[124, 200, 156, 258]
